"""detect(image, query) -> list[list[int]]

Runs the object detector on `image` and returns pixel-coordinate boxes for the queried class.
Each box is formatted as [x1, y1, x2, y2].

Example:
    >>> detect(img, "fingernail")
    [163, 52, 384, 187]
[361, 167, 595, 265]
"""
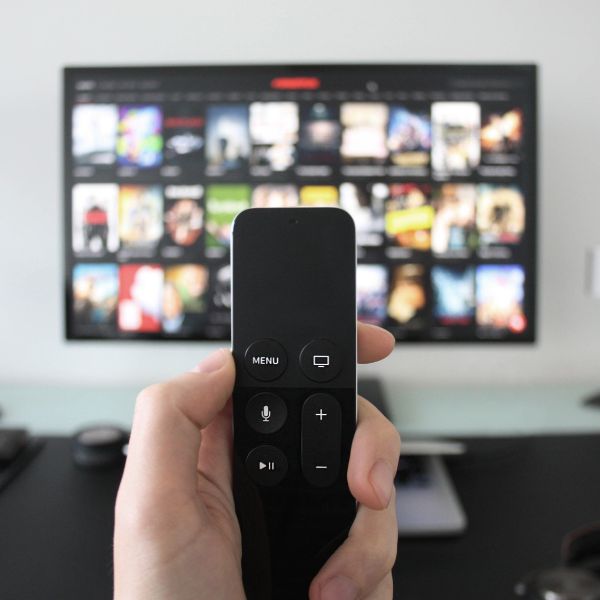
[192, 349, 227, 374]
[369, 459, 394, 507]
[321, 575, 359, 600]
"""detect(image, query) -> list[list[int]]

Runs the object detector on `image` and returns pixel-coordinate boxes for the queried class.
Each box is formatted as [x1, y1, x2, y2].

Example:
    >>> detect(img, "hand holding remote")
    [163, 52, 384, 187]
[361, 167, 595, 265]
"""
[114, 322, 399, 600]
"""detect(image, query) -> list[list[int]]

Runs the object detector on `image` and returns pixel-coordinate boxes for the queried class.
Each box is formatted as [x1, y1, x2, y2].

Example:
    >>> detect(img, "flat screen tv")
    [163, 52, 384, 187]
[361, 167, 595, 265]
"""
[63, 64, 537, 342]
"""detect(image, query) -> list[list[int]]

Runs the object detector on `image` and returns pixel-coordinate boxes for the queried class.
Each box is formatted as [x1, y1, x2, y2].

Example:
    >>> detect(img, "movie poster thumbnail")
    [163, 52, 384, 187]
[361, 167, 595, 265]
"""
[118, 264, 164, 333]
[431, 265, 475, 327]
[205, 184, 251, 256]
[72, 263, 118, 331]
[205, 104, 250, 176]
[476, 265, 526, 334]
[297, 103, 341, 167]
[116, 105, 163, 169]
[249, 102, 299, 173]
[388, 264, 428, 331]
[162, 185, 204, 258]
[480, 107, 523, 164]
[212, 265, 231, 311]
[118, 185, 164, 255]
[162, 264, 209, 335]
[431, 102, 480, 176]
[431, 184, 477, 257]
[162, 107, 204, 169]
[476, 185, 525, 248]
[357, 264, 388, 326]
[72, 184, 119, 256]
[384, 183, 434, 254]
[252, 184, 299, 208]
[340, 103, 389, 163]
[387, 107, 431, 168]
[339, 183, 385, 248]
[72, 104, 118, 166]
[299, 186, 339, 207]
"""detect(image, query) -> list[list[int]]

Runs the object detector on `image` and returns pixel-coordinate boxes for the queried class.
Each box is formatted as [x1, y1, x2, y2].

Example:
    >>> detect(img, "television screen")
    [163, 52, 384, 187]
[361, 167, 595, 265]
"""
[64, 64, 536, 342]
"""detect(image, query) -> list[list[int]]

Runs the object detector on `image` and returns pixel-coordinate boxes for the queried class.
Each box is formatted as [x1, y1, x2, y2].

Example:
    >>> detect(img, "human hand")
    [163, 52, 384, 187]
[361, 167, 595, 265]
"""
[114, 322, 400, 600]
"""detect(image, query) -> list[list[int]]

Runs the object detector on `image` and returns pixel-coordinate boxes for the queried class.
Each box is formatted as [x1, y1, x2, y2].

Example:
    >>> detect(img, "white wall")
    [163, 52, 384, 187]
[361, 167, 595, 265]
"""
[1, 0, 599, 387]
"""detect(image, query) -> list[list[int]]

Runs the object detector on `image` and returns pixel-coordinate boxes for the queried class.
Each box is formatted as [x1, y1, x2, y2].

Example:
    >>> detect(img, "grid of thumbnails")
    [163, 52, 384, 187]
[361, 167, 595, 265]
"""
[66, 75, 534, 341]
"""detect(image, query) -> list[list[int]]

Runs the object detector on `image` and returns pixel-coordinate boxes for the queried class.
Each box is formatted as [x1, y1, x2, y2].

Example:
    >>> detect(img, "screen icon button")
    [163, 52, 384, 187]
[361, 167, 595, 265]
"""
[299, 339, 341, 382]
[313, 355, 330, 368]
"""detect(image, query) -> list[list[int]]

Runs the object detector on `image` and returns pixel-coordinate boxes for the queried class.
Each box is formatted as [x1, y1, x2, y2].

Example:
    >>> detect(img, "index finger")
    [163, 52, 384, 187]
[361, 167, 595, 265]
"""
[120, 349, 235, 501]
[358, 322, 395, 364]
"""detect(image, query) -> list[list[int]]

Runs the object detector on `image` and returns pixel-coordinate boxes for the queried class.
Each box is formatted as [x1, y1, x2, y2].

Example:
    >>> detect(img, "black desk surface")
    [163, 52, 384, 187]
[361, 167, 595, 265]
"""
[1, 434, 600, 600]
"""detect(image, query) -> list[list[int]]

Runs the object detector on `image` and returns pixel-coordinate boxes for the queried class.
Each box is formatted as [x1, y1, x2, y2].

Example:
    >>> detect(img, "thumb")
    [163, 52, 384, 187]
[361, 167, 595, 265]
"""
[121, 349, 236, 501]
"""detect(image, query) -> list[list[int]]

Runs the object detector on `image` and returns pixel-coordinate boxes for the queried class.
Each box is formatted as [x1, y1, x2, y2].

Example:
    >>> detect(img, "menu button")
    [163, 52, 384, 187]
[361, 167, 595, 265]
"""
[252, 356, 280, 365]
[244, 339, 287, 381]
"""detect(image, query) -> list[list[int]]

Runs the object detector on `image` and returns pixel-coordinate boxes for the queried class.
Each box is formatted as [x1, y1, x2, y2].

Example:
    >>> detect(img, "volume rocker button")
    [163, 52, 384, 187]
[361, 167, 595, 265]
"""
[301, 393, 341, 487]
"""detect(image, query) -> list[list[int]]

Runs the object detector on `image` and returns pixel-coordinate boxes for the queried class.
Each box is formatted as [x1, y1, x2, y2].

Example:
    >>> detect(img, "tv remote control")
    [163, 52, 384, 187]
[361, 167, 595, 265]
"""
[231, 207, 357, 599]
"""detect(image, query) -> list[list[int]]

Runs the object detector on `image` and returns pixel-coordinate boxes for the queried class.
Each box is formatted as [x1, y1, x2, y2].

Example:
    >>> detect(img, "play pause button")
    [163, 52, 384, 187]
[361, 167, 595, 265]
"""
[245, 445, 288, 486]
[259, 461, 275, 471]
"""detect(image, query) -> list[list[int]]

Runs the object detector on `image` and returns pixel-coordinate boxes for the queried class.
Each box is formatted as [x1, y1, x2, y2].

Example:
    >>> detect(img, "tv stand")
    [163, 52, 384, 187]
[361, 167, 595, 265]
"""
[358, 377, 467, 536]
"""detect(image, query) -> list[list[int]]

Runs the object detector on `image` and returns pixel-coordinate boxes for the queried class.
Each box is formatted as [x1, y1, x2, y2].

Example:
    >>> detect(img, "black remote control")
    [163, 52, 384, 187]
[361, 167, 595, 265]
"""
[231, 207, 357, 599]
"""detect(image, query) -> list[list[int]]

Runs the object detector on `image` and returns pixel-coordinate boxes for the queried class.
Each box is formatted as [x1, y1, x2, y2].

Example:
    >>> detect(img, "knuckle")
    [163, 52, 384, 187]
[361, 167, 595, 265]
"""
[135, 383, 169, 413]
[382, 420, 401, 455]
[357, 526, 397, 579]
[135, 384, 156, 407]
[392, 427, 402, 455]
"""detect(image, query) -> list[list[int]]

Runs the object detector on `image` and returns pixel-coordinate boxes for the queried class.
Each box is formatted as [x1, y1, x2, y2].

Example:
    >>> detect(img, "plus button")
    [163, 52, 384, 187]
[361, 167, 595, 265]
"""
[315, 409, 327, 421]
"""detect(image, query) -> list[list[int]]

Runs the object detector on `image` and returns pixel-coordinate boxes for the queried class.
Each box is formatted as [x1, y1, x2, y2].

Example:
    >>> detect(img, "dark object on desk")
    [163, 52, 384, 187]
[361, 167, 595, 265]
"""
[72, 425, 128, 468]
[583, 392, 600, 409]
[0, 429, 44, 493]
[564, 523, 600, 577]
[515, 568, 600, 600]
[513, 523, 600, 599]
[0, 428, 29, 463]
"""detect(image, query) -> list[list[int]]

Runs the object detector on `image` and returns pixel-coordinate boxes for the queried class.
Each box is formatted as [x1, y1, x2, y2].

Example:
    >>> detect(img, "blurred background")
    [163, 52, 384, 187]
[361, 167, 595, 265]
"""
[0, 0, 598, 389]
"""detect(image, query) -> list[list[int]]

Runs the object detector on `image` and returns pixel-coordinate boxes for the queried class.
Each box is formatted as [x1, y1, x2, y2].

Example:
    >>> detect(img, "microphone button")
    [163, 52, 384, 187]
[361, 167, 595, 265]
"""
[245, 392, 287, 434]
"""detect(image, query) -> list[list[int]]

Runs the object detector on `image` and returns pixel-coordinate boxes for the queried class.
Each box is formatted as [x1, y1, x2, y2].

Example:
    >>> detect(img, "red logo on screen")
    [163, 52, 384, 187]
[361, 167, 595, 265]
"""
[85, 209, 108, 226]
[164, 116, 204, 128]
[271, 77, 321, 90]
